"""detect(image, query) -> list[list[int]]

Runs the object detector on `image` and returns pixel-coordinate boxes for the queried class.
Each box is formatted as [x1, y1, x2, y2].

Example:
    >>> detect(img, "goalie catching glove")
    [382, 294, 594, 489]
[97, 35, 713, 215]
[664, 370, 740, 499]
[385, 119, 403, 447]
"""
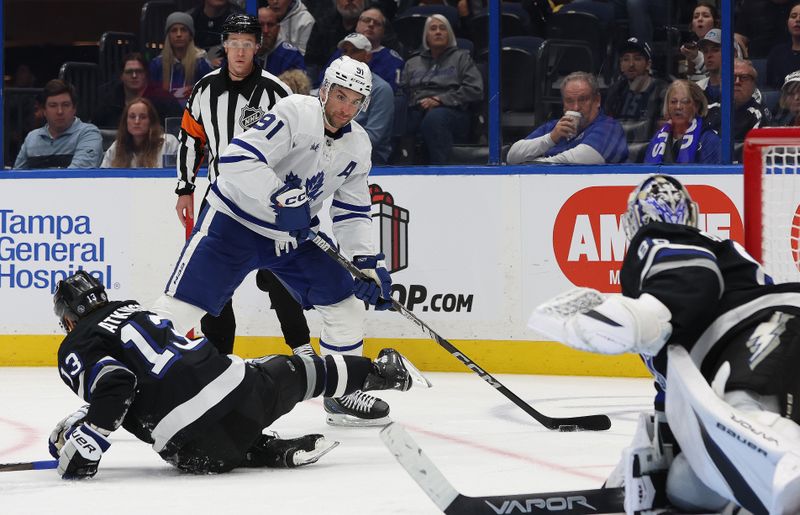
[352, 253, 393, 310]
[528, 287, 673, 356]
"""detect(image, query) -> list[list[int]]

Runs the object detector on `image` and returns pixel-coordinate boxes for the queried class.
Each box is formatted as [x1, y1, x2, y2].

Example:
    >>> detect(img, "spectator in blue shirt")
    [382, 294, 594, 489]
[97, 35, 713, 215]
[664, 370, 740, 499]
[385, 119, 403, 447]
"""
[257, 5, 306, 76]
[507, 72, 628, 164]
[339, 33, 394, 164]
[14, 79, 103, 169]
[644, 80, 720, 164]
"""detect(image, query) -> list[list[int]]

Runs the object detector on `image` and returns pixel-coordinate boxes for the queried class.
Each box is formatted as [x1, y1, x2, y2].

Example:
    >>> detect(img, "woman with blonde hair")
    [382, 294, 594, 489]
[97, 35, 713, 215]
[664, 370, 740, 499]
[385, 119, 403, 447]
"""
[399, 14, 483, 164]
[643, 80, 720, 164]
[101, 98, 180, 168]
[149, 12, 213, 106]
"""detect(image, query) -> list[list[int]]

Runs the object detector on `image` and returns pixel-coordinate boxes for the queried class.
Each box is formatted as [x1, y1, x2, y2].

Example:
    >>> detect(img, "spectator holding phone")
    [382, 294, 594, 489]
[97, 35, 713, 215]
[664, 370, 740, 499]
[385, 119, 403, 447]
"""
[680, 2, 718, 82]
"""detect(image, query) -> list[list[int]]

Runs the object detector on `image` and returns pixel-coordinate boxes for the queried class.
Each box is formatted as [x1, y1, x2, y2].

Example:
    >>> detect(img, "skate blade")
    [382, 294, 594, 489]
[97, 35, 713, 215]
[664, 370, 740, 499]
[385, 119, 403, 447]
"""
[400, 355, 433, 389]
[293, 439, 340, 466]
[326, 413, 392, 427]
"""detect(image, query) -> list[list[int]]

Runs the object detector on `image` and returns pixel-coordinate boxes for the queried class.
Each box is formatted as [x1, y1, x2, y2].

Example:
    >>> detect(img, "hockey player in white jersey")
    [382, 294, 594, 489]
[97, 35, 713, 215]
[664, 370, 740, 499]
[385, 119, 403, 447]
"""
[153, 55, 397, 426]
[529, 175, 800, 514]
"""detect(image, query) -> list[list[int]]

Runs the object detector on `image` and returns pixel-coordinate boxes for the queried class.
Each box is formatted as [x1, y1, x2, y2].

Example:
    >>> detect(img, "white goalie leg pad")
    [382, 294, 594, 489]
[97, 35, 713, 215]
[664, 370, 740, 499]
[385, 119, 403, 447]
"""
[315, 295, 365, 356]
[665, 345, 800, 515]
[150, 294, 206, 336]
[529, 289, 672, 355]
[614, 412, 676, 514]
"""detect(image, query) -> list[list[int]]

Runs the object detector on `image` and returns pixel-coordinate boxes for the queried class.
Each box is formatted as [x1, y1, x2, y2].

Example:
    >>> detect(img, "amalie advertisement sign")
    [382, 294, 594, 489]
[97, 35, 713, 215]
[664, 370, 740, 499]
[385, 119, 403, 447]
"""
[552, 185, 744, 292]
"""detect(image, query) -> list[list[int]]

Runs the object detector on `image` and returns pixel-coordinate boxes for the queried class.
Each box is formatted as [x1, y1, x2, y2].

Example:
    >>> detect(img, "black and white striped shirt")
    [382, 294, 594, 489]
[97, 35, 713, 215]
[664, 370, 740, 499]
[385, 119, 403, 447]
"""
[175, 64, 291, 195]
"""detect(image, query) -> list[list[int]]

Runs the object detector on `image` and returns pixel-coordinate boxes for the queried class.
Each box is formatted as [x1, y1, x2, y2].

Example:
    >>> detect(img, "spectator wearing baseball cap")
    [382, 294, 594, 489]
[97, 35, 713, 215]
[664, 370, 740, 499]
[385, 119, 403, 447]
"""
[149, 11, 214, 106]
[696, 28, 722, 105]
[337, 32, 394, 164]
[771, 71, 800, 127]
[604, 37, 668, 144]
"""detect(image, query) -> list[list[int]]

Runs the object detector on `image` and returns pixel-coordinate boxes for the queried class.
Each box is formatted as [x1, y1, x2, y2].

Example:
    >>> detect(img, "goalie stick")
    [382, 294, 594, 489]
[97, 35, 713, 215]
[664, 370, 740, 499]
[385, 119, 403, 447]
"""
[310, 231, 611, 432]
[0, 459, 57, 472]
[379, 423, 624, 514]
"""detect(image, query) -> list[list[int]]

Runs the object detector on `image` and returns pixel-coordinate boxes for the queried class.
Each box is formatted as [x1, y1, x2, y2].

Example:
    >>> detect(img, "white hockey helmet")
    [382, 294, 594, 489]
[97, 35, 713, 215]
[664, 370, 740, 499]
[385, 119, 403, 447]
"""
[621, 174, 698, 240]
[322, 55, 372, 102]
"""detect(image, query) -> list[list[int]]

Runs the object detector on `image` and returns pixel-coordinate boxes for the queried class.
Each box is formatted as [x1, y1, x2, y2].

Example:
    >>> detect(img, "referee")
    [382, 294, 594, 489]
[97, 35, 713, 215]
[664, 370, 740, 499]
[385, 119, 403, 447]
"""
[172, 13, 311, 357]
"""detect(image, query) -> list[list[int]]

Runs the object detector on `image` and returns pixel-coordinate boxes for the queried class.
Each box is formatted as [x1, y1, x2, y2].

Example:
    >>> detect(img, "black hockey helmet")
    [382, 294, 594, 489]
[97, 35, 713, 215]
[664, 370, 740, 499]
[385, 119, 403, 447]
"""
[221, 13, 262, 45]
[53, 270, 108, 331]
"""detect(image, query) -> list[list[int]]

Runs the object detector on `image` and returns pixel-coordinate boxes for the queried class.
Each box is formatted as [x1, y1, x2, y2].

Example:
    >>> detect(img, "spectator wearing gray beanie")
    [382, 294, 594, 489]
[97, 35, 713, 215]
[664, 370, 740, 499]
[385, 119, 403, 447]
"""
[149, 11, 214, 106]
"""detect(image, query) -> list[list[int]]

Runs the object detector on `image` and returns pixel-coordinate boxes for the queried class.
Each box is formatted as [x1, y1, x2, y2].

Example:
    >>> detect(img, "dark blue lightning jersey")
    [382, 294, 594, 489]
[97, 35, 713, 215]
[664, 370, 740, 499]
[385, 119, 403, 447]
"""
[57, 301, 253, 454]
[620, 222, 800, 409]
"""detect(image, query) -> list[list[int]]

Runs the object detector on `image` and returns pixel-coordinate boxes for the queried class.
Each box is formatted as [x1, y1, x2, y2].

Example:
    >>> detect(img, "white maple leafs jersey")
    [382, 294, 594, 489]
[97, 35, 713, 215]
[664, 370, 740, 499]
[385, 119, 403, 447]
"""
[208, 94, 375, 257]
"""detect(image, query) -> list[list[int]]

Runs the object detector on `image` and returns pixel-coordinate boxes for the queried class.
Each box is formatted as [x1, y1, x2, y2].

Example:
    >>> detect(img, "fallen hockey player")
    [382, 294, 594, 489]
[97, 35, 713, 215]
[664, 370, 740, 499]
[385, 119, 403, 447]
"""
[48, 270, 428, 479]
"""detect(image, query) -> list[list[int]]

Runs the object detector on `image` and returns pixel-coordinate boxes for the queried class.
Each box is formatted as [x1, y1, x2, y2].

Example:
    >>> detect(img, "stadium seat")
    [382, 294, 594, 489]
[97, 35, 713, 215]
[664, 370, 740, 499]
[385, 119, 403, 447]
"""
[393, 14, 427, 57]
[751, 58, 767, 89]
[761, 89, 781, 113]
[500, 47, 537, 142]
[502, 36, 544, 56]
[627, 141, 650, 163]
[534, 39, 594, 127]
[456, 37, 474, 57]
[398, 4, 460, 32]
[141, 0, 177, 61]
[58, 62, 99, 122]
[546, 11, 609, 78]
[468, 10, 529, 55]
[620, 119, 652, 143]
[100, 129, 117, 151]
[98, 32, 138, 85]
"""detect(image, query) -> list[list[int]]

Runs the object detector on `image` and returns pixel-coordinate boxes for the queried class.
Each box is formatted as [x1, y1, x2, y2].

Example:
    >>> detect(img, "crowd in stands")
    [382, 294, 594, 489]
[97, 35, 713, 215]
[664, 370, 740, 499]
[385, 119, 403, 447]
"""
[7, 0, 800, 169]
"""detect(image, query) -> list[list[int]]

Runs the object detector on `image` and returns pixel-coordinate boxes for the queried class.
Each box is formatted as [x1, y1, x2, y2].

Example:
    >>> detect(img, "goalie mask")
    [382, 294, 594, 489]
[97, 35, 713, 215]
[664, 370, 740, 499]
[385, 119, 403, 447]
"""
[622, 174, 698, 240]
[53, 270, 108, 331]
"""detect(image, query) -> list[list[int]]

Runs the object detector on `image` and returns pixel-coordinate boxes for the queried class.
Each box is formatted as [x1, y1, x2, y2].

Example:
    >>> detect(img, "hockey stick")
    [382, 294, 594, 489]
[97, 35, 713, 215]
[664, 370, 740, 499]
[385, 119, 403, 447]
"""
[0, 459, 58, 472]
[310, 232, 611, 431]
[380, 423, 624, 514]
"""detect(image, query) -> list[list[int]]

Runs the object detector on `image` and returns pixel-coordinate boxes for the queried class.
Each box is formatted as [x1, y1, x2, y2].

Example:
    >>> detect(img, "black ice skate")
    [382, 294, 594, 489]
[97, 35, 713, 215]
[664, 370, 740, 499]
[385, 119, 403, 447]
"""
[364, 348, 432, 391]
[324, 390, 391, 427]
[243, 433, 339, 468]
[324, 349, 432, 427]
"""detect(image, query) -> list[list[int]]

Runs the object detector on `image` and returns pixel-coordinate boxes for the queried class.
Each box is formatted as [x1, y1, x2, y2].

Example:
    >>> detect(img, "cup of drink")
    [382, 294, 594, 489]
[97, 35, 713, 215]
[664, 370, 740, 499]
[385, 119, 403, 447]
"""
[564, 110, 582, 139]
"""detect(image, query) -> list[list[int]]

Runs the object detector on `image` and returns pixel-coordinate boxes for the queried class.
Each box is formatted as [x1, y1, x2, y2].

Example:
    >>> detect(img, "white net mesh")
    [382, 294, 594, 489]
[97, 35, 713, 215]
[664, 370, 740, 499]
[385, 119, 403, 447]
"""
[761, 145, 800, 283]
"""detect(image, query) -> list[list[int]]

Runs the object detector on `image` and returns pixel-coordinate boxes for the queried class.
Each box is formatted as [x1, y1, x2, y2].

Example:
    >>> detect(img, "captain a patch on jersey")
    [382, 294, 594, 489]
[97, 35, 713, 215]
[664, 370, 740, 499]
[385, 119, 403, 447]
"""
[240, 106, 266, 130]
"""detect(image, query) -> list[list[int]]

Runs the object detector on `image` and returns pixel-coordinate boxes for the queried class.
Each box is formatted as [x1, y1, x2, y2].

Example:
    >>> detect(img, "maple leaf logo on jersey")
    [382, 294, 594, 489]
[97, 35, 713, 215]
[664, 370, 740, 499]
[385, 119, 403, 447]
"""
[305, 172, 325, 201]
[284, 172, 302, 189]
[239, 106, 265, 130]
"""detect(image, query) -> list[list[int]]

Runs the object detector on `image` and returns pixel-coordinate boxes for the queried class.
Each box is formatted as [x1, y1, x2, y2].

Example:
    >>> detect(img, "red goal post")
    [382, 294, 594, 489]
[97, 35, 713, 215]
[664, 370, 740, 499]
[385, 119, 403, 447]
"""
[744, 127, 800, 282]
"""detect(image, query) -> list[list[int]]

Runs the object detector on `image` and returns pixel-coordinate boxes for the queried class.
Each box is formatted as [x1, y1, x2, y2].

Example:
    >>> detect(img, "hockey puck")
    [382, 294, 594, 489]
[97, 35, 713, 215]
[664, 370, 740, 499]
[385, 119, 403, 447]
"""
[557, 425, 578, 432]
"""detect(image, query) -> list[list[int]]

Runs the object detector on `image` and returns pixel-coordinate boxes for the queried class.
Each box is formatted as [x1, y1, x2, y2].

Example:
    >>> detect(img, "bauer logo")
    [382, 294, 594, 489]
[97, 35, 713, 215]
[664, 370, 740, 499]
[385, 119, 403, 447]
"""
[0, 209, 116, 292]
[552, 185, 743, 292]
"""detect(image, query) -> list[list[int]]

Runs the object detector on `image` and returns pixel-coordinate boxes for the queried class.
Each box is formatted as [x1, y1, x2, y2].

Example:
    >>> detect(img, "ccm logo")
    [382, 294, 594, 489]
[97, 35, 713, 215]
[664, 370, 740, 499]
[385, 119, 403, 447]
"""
[283, 192, 307, 206]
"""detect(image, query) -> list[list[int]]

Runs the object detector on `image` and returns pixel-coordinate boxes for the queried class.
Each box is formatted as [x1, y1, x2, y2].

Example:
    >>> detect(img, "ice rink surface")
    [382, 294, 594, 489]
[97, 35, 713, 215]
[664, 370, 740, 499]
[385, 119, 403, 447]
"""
[1, 367, 653, 514]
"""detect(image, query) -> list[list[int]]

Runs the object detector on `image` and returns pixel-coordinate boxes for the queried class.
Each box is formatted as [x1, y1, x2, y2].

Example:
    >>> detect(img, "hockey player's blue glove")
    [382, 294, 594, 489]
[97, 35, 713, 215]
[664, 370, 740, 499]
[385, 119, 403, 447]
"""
[272, 185, 311, 243]
[353, 254, 394, 310]
[57, 423, 111, 480]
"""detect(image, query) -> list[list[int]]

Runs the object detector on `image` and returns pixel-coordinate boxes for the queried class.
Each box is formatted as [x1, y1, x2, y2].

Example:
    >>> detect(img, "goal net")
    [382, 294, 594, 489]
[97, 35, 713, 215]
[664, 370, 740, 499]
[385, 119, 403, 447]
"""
[744, 127, 800, 283]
